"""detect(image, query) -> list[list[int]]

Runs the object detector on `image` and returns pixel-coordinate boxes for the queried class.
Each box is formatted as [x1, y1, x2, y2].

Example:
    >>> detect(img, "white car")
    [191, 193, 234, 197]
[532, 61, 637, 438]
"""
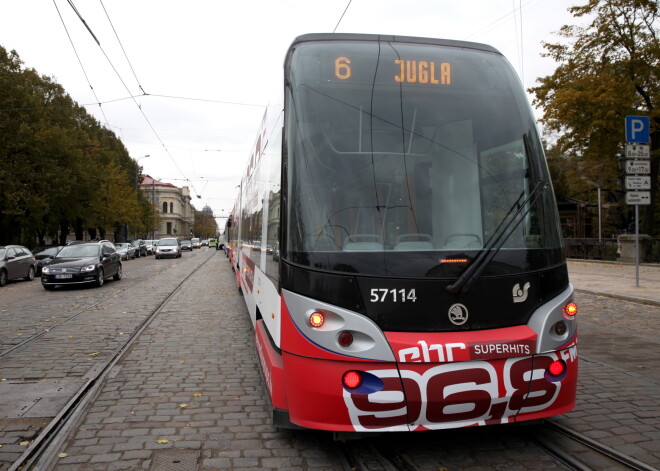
[154, 238, 182, 259]
[144, 240, 156, 255]
[191, 238, 201, 249]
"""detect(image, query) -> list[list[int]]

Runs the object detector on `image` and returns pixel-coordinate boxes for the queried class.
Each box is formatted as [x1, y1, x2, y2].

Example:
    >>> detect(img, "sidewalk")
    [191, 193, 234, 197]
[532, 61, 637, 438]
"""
[567, 259, 660, 306]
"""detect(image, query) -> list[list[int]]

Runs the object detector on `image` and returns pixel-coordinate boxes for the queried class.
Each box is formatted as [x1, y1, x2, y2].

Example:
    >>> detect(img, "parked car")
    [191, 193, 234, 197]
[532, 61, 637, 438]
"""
[191, 238, 201, 249]
[41, 241, 122, 289]
[33, 246, 63, 275]
[132, 239, 147, 257]
[154, 237, 182, 259]
[0, 245, 37, 287]
[208, 238, 218, 248]
[180, 240, 192, 251]
[115, 242, 136, 260]
[144, 240, 156, 255]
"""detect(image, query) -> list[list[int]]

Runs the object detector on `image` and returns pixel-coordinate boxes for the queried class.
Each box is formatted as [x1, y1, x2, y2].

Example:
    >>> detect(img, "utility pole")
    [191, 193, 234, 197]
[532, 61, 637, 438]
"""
[152, 179, 156, 240]
[134, 155, 150, 240]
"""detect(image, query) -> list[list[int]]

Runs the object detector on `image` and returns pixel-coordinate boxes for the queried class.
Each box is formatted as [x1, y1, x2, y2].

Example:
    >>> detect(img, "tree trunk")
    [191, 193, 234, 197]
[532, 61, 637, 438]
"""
[74, 218, 84, 241]
[58, 221, 69, 245]
[36, 229, 45, 246]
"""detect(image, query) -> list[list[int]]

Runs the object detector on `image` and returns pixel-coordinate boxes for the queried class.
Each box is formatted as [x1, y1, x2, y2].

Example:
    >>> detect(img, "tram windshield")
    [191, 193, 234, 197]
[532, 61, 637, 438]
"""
[285, 39, 563, 277]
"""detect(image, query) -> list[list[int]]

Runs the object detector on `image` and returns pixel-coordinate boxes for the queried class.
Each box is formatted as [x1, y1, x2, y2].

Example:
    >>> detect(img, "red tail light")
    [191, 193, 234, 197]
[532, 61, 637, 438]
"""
[548, 360, 566, 377]
[342, 370, 362, 389]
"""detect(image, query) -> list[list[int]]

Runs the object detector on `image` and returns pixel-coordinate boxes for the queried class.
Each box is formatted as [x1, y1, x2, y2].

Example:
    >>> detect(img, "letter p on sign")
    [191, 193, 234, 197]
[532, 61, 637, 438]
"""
[625, 116, 650, 143]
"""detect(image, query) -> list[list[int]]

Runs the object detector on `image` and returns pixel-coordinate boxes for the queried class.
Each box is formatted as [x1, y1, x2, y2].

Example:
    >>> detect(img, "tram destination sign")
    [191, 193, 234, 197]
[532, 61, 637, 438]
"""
[626, 191, 651, 205]
[625, 176, 651, 190]
[626, 160, 651, 174]
[625, 144, 650, 159]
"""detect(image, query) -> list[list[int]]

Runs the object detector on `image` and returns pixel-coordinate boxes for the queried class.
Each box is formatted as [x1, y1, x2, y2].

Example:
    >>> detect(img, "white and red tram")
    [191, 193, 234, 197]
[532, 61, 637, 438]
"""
[226, 33, 578, 432]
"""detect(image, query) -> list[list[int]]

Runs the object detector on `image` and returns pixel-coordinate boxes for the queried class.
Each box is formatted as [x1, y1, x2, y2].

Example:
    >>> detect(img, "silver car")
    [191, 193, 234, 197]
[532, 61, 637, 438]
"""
[0, 245, 37, 287]
[115, 243, 136, 260]
[154, 238, 181, 259]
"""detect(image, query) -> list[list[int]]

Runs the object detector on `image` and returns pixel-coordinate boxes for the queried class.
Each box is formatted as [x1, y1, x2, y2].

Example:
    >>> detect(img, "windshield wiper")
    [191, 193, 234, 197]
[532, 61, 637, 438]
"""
[446, 180, 548, 295]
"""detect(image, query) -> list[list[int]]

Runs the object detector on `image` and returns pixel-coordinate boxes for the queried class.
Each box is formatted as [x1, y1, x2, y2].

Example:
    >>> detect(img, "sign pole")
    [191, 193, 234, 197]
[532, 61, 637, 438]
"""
[625, 115, 651, 288]
[635, 205, 639, 287]
[597, 187, 602, 241]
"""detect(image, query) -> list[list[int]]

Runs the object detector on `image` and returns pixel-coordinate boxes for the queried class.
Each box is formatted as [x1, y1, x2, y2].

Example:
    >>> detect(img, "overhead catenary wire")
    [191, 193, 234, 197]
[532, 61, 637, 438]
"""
[0, 93, 265, 113]
[463, 0, 541, 41]
[333, 0, 352, 33]
[52, 0, 111, 127]
[58, 0, 202, 198]
[99, 0, 145, 95]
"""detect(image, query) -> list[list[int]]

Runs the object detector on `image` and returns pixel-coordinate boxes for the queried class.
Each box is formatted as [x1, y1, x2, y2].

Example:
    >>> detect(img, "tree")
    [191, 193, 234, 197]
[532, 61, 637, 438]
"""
[193, 205, 218, 238]
[531, 0, 659, 236]
[0, 45, 154, 245]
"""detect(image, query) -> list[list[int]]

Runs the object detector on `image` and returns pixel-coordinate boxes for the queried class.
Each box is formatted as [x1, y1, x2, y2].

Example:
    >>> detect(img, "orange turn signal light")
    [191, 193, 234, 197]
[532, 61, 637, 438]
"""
[563, 302, 578, 318]
[309, 312, 324, 327]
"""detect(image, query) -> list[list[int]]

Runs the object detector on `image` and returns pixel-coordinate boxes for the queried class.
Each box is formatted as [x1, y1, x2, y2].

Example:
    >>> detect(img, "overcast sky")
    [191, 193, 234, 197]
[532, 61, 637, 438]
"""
[1, 0, 585, 229]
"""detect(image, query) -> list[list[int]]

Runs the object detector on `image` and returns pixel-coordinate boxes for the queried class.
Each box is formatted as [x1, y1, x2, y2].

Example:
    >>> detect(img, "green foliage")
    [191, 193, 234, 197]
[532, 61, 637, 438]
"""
[0, 46, 149, 246]
[193, 206, 218, 238]
[530, 0, 659, 236]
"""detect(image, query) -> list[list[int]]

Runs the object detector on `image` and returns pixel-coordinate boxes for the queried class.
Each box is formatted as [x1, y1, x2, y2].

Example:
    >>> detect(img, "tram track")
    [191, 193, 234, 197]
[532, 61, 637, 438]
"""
[328, 419, 659, 471]
[534, 420, 658, 471]
[0, 259, 177, 360]
[4, 250, 217, 471]
[331, 439, 418, 471]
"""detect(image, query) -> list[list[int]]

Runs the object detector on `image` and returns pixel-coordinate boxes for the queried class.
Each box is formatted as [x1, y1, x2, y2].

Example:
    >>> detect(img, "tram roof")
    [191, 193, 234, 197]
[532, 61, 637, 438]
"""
[289, 33, 501, 56]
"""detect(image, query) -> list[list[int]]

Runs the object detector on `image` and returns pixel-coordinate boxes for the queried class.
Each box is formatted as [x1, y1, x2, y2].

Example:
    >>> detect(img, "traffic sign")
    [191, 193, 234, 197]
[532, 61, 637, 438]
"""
[625, 144, 650, 159]
[625, 191, 651, 205]
[625, 116, 650, 143]
[626, 160, 650, 174]
[625, 176, 651, 190]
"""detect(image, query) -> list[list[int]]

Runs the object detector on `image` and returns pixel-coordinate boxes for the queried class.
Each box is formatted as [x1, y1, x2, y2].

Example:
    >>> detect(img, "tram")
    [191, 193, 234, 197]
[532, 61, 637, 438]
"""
[226, 33, 578, 432]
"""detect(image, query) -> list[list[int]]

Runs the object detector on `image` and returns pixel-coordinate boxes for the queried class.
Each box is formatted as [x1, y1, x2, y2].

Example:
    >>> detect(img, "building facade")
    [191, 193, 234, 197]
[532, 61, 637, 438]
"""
[140, 175, 194, 239]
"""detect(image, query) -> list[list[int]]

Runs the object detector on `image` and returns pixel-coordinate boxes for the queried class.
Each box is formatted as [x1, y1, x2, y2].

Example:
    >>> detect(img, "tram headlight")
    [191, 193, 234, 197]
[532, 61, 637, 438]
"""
[337, 331, 354, 348]
[553, 321, 567, 336]
[563, 302, 578, 318]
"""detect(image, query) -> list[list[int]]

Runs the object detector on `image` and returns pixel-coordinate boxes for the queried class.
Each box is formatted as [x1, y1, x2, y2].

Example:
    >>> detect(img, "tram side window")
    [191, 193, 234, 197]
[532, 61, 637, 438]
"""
[264, 122, 282, 282]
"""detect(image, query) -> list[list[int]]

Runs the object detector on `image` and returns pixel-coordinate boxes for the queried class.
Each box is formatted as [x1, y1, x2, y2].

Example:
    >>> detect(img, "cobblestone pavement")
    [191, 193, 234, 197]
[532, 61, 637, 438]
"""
[0, 250, 214, 469]
[1, 254, 658, 470]
[553, 291, 660, 466]
[50, 251, 344, 471]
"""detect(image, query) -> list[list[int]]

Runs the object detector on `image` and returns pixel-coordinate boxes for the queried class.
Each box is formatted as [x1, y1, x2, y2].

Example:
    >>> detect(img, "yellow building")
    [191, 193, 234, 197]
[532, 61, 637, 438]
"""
[140, 175, 194, 239]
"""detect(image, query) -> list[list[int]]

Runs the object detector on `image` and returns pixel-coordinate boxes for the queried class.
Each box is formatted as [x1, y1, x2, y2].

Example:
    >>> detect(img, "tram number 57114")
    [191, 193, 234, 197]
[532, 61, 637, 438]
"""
[370, 288, 417, 303]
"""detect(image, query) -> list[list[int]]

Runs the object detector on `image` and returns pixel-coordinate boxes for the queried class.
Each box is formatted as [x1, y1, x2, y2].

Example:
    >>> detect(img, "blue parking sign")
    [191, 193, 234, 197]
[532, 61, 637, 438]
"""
[625, 116, 650, 143]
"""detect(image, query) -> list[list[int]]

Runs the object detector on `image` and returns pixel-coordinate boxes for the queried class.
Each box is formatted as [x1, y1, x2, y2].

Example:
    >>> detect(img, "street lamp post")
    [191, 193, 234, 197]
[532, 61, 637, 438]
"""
[597, 187, 602, 241]
[134, 155, 150, 239]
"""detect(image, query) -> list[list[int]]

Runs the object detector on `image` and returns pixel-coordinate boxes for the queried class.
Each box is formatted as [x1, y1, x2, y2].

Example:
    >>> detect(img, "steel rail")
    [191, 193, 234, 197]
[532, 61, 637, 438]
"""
[543, 420, 658, 471]
[7, 250, 217, 471]
[0, 262, 174, 360]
